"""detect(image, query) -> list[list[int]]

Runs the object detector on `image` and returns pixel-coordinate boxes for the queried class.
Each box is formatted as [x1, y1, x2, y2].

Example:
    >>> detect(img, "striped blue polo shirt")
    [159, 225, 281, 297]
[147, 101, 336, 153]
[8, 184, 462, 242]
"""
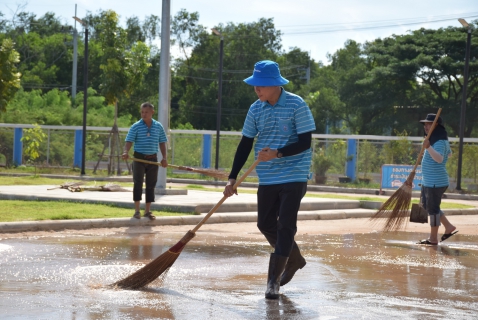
[242, 89, 316, 185]
[125, 119, 167, 155]
[421, 139, 451, 188]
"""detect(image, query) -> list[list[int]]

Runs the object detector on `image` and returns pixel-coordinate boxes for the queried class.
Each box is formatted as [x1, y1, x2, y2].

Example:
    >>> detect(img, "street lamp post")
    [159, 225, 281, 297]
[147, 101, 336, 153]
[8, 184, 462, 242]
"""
[456, 18, 472, 191]
[212, 28, 224, 170]
[73, 16, 88, 176]
[156, 0, 171, 191]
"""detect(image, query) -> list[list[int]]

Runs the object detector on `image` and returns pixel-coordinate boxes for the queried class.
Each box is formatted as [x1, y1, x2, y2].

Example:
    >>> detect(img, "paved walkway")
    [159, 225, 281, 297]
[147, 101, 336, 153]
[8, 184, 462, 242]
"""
[1, 180, 478, 233]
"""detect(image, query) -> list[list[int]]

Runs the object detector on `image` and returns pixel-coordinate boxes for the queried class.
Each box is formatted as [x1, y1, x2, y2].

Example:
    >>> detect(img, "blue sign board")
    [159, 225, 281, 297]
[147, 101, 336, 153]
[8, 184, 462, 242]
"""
[380, 164, 422, 191]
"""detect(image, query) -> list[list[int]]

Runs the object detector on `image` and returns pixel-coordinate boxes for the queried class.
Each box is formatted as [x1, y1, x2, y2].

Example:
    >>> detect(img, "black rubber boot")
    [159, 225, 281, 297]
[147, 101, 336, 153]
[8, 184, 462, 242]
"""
[265, 253, 288, 300]
[280, 246, 306, 286]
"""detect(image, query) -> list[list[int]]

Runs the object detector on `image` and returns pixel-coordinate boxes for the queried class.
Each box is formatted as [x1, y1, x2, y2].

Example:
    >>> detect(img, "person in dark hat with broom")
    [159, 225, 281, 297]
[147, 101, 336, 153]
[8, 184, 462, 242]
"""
[417, 113, 458, 245]
[223, 60, 316, 299]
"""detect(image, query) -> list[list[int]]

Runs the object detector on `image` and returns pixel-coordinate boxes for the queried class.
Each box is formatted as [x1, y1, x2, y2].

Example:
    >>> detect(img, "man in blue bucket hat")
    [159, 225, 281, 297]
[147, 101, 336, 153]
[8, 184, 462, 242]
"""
[223, 60, 316, 299]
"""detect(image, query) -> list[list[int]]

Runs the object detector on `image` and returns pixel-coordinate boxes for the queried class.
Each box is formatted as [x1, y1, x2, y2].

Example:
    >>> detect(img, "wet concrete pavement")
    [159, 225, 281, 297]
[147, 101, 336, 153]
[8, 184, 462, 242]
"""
[1, 181, 478, 319]
[1, 225, 477, 319]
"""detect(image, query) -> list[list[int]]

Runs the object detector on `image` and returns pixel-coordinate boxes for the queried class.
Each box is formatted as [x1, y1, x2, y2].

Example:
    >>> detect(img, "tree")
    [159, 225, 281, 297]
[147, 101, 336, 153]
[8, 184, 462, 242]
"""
[126, 16, 145, 44]
[173, 17, 283, 130]
[95, 10, 151, 114]
[308, 40, 385, 135]
[142, 15, 161, 45]
[171, 9, 205, 65]
[114, 14, 161, 118]
[363, 23, 478, 137]
[94, 10, 151, 174]
[0, 38, 21, 112]
[306, 61, 343, 133]
[278, 47, 311, 93]
[0, 10, 75, 92]
[21, 124, 47, 173]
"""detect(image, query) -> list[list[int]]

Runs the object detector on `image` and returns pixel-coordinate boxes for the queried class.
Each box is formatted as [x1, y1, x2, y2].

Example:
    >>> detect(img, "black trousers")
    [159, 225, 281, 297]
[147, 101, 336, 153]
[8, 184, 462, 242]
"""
[421, 185, 447, 226]
[132, 152, 158, 203]
[257, 182, 307, 257]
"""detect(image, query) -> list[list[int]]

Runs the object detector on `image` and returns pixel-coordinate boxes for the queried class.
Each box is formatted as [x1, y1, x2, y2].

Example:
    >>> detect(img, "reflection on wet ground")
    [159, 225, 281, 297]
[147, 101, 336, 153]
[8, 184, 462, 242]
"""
[1, 230, 477, 319]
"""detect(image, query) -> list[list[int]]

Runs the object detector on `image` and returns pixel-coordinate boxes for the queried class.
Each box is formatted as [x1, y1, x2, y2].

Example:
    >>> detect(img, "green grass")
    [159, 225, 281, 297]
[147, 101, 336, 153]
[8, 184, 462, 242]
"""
[0, 200, 194, 222]
[0, 175, 79, 186]
[0, 166, 258, 183]
[415, 200, 471, 210]
[327, 181, 382, 189]
[0, 175, 135, 187]
[186, 184, 207, 189]
[0, 165, 130, 177]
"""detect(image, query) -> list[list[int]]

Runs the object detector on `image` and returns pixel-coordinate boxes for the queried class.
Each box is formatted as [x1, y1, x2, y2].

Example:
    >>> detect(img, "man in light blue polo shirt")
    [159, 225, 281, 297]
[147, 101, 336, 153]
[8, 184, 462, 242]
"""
[122, 102, 168, 220]
[223, 60, 316, 299]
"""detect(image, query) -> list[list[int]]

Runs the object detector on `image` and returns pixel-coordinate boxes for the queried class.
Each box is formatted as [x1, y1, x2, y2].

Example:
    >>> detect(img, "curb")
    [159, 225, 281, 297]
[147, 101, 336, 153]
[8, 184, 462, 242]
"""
[0, 193, 198, 213]
[1, 208, 477, 234]
[0, 193, 364, 214]
[3, 172, 478, 201]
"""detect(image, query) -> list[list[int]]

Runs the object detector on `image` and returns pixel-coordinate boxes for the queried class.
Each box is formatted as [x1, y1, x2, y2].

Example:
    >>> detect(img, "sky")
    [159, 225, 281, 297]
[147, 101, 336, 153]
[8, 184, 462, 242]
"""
[2, 0, 477, 64]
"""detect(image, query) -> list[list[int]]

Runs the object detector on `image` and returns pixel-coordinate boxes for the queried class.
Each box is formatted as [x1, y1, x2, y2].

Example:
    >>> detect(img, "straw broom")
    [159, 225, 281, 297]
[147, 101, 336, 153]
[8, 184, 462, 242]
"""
[131, 157, 229, 180]
[47, 181, 85, 190]
[370, 108, 442, 232]
[112, 159, 260, 289]
[67, 183, 130, 192]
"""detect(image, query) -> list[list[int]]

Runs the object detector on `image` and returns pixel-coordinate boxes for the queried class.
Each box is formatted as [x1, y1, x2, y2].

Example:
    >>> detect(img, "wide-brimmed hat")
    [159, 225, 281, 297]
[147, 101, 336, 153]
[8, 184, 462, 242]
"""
[419, 113, 443, 125]
[243, 60, 289, 86]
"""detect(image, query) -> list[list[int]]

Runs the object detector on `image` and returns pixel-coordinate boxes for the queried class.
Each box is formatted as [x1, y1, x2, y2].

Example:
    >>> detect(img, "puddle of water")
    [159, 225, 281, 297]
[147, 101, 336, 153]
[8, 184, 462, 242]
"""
[1, 231, 477, 319]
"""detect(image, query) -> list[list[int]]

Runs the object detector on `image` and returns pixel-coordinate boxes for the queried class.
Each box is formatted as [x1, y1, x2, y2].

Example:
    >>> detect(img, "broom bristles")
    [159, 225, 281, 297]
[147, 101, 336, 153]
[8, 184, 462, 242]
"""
[370, 172, 415, 232]
[112, 230, 196, 289]
[370, 108, 441, 232]
[47, 181, 84, 190]
[113, 159, 260, 290]
[100, 183, 130, 192]
[66, 183, 129, 192]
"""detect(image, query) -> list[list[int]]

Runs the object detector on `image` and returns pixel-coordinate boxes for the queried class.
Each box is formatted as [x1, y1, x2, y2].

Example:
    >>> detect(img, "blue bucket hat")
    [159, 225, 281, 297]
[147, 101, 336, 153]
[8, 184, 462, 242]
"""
[243, 60, 289, 86]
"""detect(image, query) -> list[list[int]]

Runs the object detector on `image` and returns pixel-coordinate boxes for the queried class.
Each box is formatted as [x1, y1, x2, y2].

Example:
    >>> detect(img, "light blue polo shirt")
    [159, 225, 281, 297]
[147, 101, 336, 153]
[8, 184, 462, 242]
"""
[242, 89, 316, 185]
[125, 119, 167, 155]
[421, 140, 451, 188]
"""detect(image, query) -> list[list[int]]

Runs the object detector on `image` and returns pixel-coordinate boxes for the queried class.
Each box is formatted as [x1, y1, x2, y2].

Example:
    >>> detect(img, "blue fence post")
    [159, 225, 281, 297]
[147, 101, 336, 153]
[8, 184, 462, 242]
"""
[74, 129, 83, 168]
[202, 134, 212, 168]
[346, 139, 357, 181]
[13, 128, 23, 166]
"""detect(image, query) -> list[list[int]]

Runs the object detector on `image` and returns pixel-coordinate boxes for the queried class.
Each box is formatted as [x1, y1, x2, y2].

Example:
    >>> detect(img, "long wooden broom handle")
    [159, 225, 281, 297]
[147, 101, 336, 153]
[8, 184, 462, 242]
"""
[131, 157, 175, 169]
[411, 108, 442, 172]
[191, 159, 261, 233]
